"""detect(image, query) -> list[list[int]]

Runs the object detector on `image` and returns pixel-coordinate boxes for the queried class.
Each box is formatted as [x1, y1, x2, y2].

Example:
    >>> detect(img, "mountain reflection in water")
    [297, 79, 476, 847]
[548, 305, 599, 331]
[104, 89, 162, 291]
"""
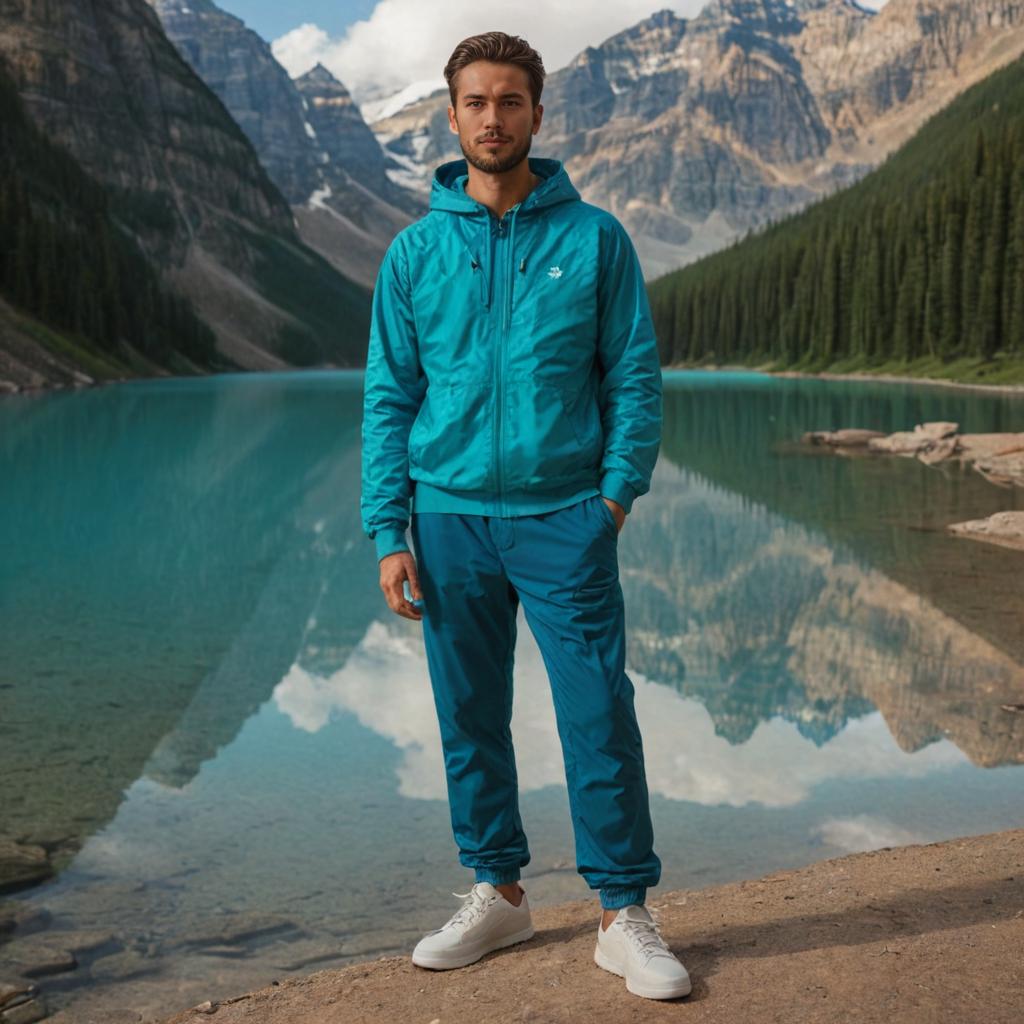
[1, 369, 1021, 1021]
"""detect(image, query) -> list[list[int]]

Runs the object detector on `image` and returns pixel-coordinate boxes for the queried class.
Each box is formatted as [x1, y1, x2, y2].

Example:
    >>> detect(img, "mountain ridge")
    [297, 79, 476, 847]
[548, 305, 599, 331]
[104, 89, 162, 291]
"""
[646, 52, 1024, 375]
[0, 0, 374, 386]
[370, 0, 1024, 279]
[147, 0, 427, 292]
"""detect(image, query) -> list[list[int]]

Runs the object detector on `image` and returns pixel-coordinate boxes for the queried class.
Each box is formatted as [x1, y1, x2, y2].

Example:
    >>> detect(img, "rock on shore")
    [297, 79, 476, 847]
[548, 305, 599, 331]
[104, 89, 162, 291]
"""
[155, 828, 1024, 1024]
[802, 422, 1024, 549]
[947, 511, 1024, 552]
[802, 421, 1024, 487]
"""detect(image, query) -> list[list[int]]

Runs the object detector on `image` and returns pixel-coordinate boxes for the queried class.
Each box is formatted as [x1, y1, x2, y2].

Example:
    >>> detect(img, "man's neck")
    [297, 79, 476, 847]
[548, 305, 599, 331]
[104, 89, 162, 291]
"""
[465, 164, 540, 220]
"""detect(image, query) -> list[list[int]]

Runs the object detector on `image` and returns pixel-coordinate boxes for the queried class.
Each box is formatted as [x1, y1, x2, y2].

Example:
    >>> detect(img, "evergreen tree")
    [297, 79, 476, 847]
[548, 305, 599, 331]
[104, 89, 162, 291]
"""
[647, 56, 1024, 373]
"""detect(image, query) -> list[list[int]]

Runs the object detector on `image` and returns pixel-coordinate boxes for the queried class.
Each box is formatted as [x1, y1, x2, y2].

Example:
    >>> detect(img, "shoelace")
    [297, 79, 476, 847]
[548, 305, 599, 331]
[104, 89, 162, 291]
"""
[444, 886, 499, 930]
[617, 916, 674, 962]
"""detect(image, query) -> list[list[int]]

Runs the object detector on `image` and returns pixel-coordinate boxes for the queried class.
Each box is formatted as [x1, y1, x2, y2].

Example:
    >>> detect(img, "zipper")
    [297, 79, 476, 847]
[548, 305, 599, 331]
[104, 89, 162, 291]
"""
[493, 208, 520, 516]
[493, 214, 504, 513]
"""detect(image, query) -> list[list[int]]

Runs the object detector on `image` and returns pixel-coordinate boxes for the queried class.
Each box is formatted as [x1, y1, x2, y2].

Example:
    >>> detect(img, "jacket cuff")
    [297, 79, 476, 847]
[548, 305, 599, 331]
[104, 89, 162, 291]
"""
[600, 473, 638, 515]
[374, 525, 410, 562]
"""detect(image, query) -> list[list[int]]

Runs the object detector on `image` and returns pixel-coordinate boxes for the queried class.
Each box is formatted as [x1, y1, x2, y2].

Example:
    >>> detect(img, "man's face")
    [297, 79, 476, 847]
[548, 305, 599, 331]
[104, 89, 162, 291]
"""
[448, 60, 543, 175]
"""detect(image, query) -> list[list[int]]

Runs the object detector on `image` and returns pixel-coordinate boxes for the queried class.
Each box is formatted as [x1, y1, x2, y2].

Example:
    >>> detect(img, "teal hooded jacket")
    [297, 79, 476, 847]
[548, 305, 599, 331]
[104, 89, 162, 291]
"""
[361, 155, 663, 562]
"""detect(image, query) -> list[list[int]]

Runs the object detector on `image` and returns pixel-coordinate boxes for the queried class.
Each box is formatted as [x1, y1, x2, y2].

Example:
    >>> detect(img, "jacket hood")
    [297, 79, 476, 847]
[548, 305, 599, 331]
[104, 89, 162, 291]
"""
[430, 156, 581, 215]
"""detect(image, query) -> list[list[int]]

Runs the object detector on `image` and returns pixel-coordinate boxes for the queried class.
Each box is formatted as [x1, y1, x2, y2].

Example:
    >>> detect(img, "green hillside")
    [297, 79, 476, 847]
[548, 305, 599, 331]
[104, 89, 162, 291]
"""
[648, 56, 1024, 386]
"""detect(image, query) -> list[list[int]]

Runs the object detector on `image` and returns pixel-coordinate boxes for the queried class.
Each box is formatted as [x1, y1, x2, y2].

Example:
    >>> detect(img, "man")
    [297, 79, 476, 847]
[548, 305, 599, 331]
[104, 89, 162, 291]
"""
[360, 30, 691, 1001]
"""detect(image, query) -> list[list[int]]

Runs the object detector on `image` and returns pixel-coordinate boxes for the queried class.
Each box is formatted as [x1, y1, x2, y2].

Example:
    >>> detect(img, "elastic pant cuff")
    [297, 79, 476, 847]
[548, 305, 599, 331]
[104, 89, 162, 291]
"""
[600, 885, 647, 911]
[473, 865, 522, 886]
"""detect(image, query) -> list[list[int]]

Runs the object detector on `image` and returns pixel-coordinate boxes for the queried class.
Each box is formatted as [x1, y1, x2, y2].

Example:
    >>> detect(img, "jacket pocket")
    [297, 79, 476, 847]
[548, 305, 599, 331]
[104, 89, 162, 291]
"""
[502, 381, 602, 490]
[408, 382, 492, 490]
[594, 493, 618, 537]
[560, 383, 603, 455]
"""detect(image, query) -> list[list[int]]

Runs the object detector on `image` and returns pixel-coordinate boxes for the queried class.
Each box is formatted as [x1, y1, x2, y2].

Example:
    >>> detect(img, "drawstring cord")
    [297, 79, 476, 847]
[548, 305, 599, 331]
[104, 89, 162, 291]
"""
[464, 235, 527, 310]
[464, 241, 491, 309]
[466, 246, 524, 307]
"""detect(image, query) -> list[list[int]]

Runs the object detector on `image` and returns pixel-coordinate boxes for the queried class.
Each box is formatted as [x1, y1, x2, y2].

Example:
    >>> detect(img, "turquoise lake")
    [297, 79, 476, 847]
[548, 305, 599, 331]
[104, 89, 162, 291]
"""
[1, 369, 1022, 1020]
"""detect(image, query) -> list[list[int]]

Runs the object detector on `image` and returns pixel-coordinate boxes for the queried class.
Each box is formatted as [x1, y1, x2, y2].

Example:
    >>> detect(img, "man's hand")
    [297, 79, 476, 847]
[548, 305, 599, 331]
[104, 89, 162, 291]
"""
[602, 496, 626, 533]
[379, 550, 423, 620]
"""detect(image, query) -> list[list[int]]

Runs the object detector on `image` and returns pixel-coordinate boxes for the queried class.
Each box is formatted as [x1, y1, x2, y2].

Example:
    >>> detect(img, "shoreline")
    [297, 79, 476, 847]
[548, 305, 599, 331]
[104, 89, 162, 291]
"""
[6, 363, 1024, 400]
[664, 362, 1024, 396]
[147, 828, 1024, 1024]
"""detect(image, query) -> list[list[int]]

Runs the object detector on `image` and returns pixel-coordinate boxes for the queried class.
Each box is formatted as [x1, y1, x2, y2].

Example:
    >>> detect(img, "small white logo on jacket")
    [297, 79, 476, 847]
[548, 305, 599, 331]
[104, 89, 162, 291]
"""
[548, 266, 563, 279]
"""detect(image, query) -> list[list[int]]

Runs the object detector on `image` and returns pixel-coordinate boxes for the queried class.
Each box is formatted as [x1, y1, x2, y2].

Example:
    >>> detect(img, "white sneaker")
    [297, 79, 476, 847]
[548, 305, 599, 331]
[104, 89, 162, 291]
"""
[594, 904, 692, 999]
[411, 881, 535, 970]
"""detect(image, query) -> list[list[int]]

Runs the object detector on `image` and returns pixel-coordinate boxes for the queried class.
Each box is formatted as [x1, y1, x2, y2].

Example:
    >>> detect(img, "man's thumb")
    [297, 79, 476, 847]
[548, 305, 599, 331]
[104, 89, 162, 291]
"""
[406, 560, 423, 601]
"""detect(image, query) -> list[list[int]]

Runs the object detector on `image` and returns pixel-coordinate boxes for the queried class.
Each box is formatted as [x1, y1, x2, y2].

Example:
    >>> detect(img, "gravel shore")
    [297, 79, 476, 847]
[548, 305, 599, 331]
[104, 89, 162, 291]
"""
[152, 828, 1023, 1024]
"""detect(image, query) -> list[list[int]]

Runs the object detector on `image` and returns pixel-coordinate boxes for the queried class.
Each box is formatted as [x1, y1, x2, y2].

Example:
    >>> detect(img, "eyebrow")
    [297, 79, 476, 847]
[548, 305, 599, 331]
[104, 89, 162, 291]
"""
[462, 92, 526, 100]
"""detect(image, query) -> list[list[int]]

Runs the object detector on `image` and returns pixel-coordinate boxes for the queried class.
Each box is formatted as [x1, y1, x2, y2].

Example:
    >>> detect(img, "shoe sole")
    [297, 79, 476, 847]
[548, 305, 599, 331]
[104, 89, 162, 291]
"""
[411, 924, 536, 970]
[594, 943, 692, 999]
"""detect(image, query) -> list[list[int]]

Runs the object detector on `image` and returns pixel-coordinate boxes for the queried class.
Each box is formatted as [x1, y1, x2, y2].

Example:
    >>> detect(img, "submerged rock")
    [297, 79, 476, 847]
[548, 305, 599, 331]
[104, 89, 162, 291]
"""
[0, 995, 47, 1023]
[181, 913, 303, 950]
[0, 842, 52, 895]
[0, 980, 40, 1011]
[87, 949, 162, 983]
[0, 903, 50, 937]
[0, 937, 78, 979]
[46, 929, 118, 956]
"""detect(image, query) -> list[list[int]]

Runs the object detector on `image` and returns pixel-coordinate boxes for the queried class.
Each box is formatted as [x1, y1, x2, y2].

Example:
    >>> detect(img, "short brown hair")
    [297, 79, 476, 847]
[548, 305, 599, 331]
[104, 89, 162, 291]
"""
[444, 31, 546, 109]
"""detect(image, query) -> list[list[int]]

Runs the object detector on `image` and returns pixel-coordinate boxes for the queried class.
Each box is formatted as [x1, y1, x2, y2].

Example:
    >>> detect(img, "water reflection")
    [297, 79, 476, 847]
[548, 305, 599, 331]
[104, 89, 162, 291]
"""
[660, 370, 1024, 666]
[276, 609, 968, 809]
[1, 370, 1022, 1020]
[1, 371, 1021, 855]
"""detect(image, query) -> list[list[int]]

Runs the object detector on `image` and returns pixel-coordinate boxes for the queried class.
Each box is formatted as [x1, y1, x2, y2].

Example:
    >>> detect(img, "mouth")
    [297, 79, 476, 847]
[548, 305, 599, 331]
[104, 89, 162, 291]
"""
[480, 137, 509, 147]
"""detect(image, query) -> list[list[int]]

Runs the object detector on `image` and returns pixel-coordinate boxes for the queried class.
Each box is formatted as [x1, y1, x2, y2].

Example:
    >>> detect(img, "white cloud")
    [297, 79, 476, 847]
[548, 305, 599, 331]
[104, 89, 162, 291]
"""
[271, 1, 717, 110]
[811, 814, 929, 854]
[273, 612, 965, 809]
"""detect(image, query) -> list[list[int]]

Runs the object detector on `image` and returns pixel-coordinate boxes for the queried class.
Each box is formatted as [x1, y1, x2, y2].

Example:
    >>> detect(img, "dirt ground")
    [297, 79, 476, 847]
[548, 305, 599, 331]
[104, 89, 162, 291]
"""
[159, 829, 1024, 1024]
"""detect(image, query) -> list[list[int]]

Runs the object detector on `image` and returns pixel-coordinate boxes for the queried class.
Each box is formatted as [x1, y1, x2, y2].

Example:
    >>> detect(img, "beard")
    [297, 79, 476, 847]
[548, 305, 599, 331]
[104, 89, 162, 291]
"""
[459, 128, 533, 175]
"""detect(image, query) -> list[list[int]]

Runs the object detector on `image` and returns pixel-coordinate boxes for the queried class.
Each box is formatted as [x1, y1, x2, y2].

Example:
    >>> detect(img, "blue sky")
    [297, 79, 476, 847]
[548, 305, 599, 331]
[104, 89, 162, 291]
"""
[217, 0, 377, 41]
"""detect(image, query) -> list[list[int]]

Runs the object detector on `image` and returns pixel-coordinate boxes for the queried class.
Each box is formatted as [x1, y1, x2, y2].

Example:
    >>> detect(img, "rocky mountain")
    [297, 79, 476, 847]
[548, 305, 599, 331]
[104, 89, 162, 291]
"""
[147, 0, 426, 291]
[370, 0, 1024, 279]
[647, 51, 1024, 372]
[294, 63, 410, 210]
[290, 64, 425, 289]
[0, 0, 372, 382]
[147, 0, 319, 206]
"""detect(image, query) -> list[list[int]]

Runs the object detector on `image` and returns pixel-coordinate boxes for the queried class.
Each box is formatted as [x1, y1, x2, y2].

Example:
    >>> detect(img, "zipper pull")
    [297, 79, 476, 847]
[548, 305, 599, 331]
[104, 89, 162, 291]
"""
[519, 258, 525, 273]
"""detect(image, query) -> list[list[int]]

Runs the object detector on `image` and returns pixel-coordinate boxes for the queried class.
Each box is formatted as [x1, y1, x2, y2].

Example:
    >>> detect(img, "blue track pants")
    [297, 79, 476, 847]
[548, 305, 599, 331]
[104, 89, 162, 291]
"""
[409, 492, 661, 911]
